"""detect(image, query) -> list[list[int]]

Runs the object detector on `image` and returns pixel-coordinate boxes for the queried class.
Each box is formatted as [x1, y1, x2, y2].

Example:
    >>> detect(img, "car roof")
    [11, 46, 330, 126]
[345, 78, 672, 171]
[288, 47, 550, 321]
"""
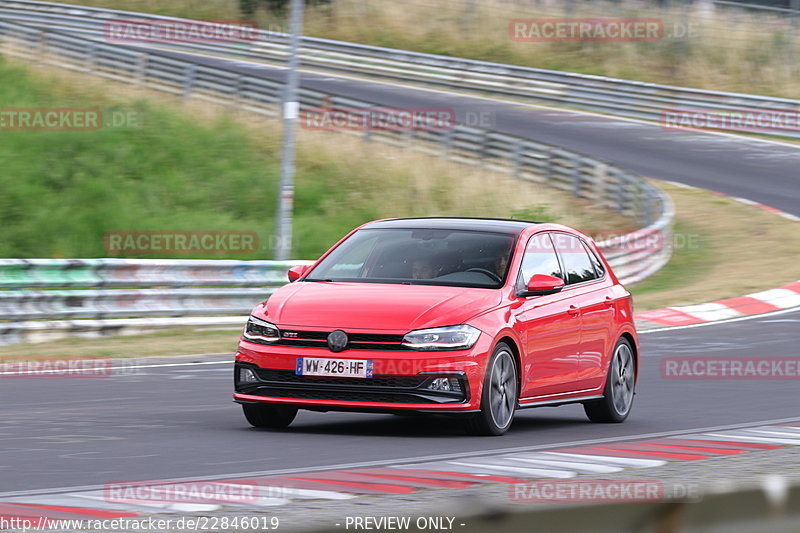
[363, 217, 539, 234]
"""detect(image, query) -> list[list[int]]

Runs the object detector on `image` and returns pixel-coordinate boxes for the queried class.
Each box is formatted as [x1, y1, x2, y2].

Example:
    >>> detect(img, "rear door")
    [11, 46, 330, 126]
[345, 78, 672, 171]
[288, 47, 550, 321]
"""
[551, 233, 615, 391]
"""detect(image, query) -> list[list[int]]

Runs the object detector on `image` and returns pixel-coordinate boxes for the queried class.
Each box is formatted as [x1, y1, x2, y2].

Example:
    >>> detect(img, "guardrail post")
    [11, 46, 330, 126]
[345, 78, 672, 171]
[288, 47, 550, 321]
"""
[37, 30, 48, 59]
[643, 189, 655, 226]
[545, 147, 553, 180]
[234, 75, 246, 106]
[616, 172, 628, 214]
[136, 54, 148, 86]
[593, 162, 608, 208]
[442, 127, 454, 158]
[511, 138, 523, 180]
[86, 43, 98, 74]
[478, 130, 488, 167]
[182, 64, 197, 99]
[571, 155, 583, 197]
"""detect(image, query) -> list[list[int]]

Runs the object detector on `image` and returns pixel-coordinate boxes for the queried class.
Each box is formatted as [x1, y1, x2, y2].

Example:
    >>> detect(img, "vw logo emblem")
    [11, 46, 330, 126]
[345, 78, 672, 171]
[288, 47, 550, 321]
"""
[327, 330, 348, 353]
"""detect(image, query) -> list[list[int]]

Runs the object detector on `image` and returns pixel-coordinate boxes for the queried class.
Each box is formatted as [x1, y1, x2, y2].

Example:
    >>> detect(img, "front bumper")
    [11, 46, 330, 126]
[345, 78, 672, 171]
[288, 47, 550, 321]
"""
[233, 334, 492, 412]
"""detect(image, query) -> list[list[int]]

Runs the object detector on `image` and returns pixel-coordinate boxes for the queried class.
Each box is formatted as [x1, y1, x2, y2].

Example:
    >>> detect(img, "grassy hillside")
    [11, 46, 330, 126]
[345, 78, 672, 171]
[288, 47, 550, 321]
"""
[1, 58, 623, 260]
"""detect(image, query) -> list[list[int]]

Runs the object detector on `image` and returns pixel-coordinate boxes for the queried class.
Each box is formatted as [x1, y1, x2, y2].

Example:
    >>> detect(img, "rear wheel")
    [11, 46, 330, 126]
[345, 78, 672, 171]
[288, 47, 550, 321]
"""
[242, 403, 298, 429]
[583, 337, 636, 423]
[466, 343, 518, 436]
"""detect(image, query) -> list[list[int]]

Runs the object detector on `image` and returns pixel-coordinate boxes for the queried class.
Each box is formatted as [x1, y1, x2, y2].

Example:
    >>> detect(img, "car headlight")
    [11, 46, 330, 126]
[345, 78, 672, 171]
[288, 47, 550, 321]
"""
[402, 325, 481, 351]
[242, 316, 280, 344]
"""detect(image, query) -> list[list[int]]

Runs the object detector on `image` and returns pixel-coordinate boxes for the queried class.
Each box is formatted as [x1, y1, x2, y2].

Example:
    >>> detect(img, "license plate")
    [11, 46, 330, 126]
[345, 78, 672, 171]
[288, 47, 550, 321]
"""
[296, 357, 374, 378]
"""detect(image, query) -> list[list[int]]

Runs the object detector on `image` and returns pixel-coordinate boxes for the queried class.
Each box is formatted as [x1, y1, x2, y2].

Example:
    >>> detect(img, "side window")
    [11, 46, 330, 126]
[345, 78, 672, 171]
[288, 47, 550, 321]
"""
[583, 241, 605, 278]
[516, 233, 563, 292]
[552, 233, 598, 285]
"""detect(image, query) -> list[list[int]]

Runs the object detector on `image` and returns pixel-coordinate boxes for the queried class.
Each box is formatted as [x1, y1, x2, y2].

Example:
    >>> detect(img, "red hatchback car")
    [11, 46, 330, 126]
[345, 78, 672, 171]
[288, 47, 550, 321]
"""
[234, 218, 638, 435]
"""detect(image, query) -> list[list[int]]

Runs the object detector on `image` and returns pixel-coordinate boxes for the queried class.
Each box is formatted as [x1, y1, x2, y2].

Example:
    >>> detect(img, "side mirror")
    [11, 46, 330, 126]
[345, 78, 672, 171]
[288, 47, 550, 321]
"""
[287, 264, 308, 282]
[519, 274, 564, 297]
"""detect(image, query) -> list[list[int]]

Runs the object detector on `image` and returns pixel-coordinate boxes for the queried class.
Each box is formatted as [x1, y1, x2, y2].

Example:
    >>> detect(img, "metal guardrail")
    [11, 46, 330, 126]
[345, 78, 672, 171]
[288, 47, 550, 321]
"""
[0, 13, 673, 344]
[0, 0, 798, 137]
[0, 259, 311, 345]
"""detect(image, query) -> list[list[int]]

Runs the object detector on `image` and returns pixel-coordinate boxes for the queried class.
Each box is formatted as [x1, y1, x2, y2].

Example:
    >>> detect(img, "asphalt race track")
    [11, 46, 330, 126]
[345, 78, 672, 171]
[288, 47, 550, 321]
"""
[2, 309, 799, 495]
[1, 41, 799, 497]
[147, 47, 800, 214]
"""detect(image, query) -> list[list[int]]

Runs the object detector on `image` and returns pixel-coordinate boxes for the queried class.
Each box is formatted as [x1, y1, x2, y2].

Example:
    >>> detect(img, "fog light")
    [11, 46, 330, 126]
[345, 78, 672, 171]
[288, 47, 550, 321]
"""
[238, 367, 259, 383]
[428, 377, 461, 392]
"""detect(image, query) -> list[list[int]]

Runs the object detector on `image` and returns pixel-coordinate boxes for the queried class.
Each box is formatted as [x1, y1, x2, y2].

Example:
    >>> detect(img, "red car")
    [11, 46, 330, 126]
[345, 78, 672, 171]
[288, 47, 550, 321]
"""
[234, 218, 638, 435]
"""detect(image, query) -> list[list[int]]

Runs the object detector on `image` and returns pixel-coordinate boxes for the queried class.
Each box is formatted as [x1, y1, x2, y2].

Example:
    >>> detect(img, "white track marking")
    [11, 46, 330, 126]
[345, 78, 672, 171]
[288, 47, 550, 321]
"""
[663, 180, 699, 190]
[702, 432, 800, 445]
[504, 456, 622, 474]
[538, 452, 666, 468]
[444, 460, 577, 478]
[746, 288, 800, 309]
[639, 306, 800, 334]
[732, 196, 759, 205]
[668, 302, 743, 322]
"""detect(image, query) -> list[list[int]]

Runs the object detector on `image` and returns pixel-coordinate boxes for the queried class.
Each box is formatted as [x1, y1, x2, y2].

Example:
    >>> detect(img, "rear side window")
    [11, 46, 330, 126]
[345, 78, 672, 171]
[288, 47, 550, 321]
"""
[516, 233, 563, 292]
[584, 241, 605, 278]
[551, 233, 598, 285]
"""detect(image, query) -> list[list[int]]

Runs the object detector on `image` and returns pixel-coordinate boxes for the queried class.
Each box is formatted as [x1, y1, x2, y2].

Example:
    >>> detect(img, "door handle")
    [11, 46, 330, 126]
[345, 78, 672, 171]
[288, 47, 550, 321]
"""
[567, 305, 580, 317]
[604, 296, 614, 307]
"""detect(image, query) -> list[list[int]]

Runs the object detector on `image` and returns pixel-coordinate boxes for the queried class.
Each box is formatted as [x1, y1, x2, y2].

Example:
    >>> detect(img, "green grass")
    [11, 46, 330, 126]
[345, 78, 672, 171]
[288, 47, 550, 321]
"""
[0, 58, 585, 260]
[0, 60, 414, 260]
[628, 221, 714, 306]
[0, 59, 284, 259]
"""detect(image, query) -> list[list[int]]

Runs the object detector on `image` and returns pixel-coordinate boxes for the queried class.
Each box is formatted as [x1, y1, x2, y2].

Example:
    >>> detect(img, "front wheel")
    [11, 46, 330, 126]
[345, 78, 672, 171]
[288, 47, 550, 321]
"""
[466, 343, 518, 436]
[583, 337, 636, 423]
[242, 403, 298, 429]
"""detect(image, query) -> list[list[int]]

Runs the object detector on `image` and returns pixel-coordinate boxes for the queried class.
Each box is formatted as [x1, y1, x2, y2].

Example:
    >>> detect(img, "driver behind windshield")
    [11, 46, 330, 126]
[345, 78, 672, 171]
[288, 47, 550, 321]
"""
[411, 258, 438, 280]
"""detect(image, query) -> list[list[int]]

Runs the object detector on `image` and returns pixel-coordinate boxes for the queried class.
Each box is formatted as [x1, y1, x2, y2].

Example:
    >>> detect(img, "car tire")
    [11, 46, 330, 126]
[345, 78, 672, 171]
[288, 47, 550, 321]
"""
[583, 337, 636, 423]
[466, 342, 518, 436]
[242, 403, 298, 429]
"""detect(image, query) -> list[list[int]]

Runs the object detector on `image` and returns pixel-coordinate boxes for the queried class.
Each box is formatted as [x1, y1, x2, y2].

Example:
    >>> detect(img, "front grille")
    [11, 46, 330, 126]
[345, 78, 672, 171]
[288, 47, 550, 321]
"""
[235, 363, 467, 405]
[274, 330, 407, 351]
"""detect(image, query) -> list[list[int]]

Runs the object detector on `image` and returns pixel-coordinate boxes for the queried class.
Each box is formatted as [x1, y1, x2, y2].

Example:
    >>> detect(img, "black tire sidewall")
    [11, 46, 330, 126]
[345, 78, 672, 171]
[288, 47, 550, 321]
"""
[480, 343, 518, 434]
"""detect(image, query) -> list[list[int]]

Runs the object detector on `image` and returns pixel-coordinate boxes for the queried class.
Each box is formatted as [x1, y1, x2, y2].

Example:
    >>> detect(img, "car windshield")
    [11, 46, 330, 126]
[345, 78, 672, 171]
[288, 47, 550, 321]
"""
[305, 227, 516, 288]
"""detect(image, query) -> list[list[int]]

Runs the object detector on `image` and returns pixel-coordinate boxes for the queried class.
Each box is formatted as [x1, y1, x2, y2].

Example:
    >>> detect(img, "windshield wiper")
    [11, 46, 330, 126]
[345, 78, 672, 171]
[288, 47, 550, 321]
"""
[303, 278, 334, 282]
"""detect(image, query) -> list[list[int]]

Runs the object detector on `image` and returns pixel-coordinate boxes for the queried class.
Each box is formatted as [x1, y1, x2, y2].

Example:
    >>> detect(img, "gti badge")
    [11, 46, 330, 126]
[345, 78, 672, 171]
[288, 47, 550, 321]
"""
[327, 330, 348, 352]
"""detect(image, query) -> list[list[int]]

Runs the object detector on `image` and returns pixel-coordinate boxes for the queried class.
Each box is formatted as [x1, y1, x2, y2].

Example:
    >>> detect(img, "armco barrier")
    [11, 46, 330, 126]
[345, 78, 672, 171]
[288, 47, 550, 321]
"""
[0, 259, 311, 345]
[0, 12, 673, 344]
[1, 0, 798, 137]
[0, 18, 674, 277]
